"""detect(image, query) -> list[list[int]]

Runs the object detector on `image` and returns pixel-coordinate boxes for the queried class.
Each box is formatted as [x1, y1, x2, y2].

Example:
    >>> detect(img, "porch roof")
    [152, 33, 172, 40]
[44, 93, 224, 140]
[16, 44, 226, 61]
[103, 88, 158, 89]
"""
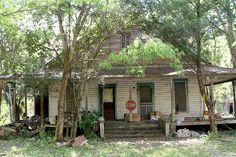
[100, 65, 236, 85]
[162, 65, 236, 85]
[1, 65, 235, 85]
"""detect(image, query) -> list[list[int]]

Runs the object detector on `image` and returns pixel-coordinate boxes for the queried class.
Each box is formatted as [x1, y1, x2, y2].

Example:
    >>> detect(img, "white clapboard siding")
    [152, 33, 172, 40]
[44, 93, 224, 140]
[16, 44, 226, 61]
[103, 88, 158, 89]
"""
[87, 80, 100, 112]
[155, 78, 172, 115]
[48, 84, 60, 117]
[48, 76, 202, 119]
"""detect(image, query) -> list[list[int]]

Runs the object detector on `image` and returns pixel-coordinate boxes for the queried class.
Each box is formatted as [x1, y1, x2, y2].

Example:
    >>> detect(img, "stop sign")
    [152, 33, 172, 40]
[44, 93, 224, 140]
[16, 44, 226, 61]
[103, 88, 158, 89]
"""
[126, 100, 136, 112]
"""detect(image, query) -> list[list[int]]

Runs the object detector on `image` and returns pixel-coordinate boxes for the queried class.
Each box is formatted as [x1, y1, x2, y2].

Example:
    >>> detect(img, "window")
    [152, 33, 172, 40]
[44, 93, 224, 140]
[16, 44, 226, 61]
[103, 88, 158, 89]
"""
[103, 88, 113, 103]
[140, 86, 152, 103]
[121, 33, 131, 48]
[174, 79, 188, 113]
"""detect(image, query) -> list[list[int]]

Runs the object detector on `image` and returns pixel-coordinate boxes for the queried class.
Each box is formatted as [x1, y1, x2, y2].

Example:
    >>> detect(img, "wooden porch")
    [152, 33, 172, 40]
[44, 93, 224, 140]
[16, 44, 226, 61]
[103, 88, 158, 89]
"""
[176, 118, 236, 126]
[103, 120, 164, 138]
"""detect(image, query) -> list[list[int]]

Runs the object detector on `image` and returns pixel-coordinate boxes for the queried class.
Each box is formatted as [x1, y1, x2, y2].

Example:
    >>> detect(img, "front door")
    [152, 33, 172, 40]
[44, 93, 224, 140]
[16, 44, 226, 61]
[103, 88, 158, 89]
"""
[100, 85, 116, 120]
[138, 83, 154, 120]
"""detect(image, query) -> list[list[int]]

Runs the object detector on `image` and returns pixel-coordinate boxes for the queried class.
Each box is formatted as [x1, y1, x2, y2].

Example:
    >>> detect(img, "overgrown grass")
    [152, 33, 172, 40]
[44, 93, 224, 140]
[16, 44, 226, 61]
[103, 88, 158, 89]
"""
[1, 130, 236, 157]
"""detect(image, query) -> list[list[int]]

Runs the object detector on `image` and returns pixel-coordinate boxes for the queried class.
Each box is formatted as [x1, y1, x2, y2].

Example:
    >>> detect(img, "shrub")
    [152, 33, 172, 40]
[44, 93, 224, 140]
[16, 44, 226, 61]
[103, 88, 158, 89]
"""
[79, 110, 99, 138]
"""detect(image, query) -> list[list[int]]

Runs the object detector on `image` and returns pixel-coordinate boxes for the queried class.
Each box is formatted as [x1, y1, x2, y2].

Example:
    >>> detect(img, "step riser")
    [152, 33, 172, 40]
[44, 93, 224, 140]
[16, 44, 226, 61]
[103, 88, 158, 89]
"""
[105, 127, 159, 130]
[105, 125, 159, 129]
[105, 130, 162, 134]
[104, 121, 163, 138]
[105, 134, 162, 138]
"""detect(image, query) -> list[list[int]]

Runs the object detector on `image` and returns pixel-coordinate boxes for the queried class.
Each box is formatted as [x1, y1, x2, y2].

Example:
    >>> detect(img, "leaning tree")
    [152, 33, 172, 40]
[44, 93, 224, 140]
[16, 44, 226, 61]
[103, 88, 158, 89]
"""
[22, 0, 134, 141]
[124, 0, 221, 132]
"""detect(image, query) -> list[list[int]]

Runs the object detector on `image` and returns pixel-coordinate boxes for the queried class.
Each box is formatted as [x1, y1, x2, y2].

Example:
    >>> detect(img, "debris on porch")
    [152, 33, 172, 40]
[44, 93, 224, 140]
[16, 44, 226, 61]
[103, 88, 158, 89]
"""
[124, 113, 141, 122]
[0, 115, 43, 139]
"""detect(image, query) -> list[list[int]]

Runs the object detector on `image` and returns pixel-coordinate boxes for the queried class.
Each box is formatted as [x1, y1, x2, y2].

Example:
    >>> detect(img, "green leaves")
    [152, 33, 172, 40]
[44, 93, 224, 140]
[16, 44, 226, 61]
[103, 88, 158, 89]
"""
[100, 37, 182, 76]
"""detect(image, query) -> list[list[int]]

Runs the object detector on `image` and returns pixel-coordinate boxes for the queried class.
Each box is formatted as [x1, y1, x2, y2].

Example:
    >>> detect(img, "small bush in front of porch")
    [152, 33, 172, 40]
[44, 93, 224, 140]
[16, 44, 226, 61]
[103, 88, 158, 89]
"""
[80, 110, 99, 138]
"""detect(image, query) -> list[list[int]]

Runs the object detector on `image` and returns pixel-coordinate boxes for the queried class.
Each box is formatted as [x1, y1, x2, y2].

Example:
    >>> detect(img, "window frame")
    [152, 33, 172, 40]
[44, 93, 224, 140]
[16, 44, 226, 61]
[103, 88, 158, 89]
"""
[121, 32, 131, 48]
[173, 79, 189, 113]
[137, 82, 155, 119]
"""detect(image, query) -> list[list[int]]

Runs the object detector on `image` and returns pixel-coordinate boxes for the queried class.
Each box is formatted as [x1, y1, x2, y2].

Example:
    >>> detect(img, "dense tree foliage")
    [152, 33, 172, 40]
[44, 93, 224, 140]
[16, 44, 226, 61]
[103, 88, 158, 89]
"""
[123, 0, 235, 132]
[0, 0, 234, 140]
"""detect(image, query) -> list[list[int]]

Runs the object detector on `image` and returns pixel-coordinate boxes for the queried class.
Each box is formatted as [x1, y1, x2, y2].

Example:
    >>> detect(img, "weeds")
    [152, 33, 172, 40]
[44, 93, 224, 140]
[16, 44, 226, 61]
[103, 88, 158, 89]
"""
[0, 130, 236, 157]
[207, 131, 219, 141]
[38, 130, 54, 144]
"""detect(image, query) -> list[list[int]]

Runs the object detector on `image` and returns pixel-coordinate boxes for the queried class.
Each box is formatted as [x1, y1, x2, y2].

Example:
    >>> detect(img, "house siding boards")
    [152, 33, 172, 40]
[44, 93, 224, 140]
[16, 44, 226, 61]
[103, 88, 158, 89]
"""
[155, 78, 172, 115]
[174, 77, 202, 118]
[48, 76, 202, 122]
[101, 28, 140, 53]
[186, 77, 202, 116]
[87, 80, 99, 112]
[48, 83, 60, 117]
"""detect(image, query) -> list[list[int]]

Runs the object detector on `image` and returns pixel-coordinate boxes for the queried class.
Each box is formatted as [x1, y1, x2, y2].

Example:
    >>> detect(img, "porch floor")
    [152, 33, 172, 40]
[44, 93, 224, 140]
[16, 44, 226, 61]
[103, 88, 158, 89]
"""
[176, 118, 236, 126]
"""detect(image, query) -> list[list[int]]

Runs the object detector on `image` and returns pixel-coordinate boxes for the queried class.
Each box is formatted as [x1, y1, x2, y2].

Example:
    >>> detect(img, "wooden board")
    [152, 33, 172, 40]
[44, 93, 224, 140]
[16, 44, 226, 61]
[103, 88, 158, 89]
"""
[176, 119, 236, 126]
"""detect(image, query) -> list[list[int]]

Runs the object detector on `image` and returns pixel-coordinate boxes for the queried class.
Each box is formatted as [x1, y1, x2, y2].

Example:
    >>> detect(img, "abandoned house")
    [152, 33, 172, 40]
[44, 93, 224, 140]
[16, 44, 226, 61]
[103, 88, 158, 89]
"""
[1, 28, 236, 138]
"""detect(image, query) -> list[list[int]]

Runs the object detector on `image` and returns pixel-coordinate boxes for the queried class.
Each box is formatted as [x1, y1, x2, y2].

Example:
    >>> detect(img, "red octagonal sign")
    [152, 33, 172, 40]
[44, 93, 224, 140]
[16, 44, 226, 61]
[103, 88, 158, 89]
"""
[126, 100, 136, 112]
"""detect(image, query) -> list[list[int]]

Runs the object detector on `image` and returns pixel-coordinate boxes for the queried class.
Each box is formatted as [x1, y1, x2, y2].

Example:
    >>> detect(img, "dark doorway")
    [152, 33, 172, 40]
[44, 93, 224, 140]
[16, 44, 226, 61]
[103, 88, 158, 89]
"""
[35, 92, 49, 118]
[173, 79, 188, 113]
[103, 87, 115, 120]
[99, 84, 116, 121]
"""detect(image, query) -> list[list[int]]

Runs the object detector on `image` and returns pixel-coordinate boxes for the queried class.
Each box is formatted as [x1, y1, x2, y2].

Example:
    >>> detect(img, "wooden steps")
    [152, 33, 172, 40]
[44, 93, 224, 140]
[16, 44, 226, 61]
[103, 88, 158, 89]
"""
[104, 121, 164, 138]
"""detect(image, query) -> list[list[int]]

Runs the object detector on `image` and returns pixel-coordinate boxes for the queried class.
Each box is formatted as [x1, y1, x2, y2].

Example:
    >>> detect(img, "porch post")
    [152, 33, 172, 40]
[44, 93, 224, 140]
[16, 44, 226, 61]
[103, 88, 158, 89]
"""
[40, 88, 44, 127]
[170, 78, 176, 134]
[210, 77, 214, 103]
[85, 82, 88, 111]
[13, 83, 17, 122]
[99, 117, 105, 139]
[98, 84, 104, 117]
[210, 77, 215, 119]
[170, 78, 175, 123]
[24, 87, 27, 117]
[232, 80, 236, 118]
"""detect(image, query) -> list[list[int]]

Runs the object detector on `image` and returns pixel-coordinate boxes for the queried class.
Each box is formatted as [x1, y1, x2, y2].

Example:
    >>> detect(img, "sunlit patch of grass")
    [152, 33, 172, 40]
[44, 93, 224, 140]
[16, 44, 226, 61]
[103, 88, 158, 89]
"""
[1, 131, 236, 157]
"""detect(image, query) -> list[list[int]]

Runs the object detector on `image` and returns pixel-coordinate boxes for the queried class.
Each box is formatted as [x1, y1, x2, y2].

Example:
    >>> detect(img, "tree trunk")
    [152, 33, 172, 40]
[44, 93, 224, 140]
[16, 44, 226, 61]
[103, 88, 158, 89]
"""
[229, 47, 236, 68]
[40, 89, 44, 127]
[24, 87, 27, 117]
[226, 30, 236, 68]
[206, 99, 217, 132]
[0, 82, 2, 115]
[224, 0, 236, 68]
[195, 0, 217, 132]
[196, 61, 217, 132]
[70, 81, 77, 138]
[72, 80, 85, 138]
[55, 57, 70, 142]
